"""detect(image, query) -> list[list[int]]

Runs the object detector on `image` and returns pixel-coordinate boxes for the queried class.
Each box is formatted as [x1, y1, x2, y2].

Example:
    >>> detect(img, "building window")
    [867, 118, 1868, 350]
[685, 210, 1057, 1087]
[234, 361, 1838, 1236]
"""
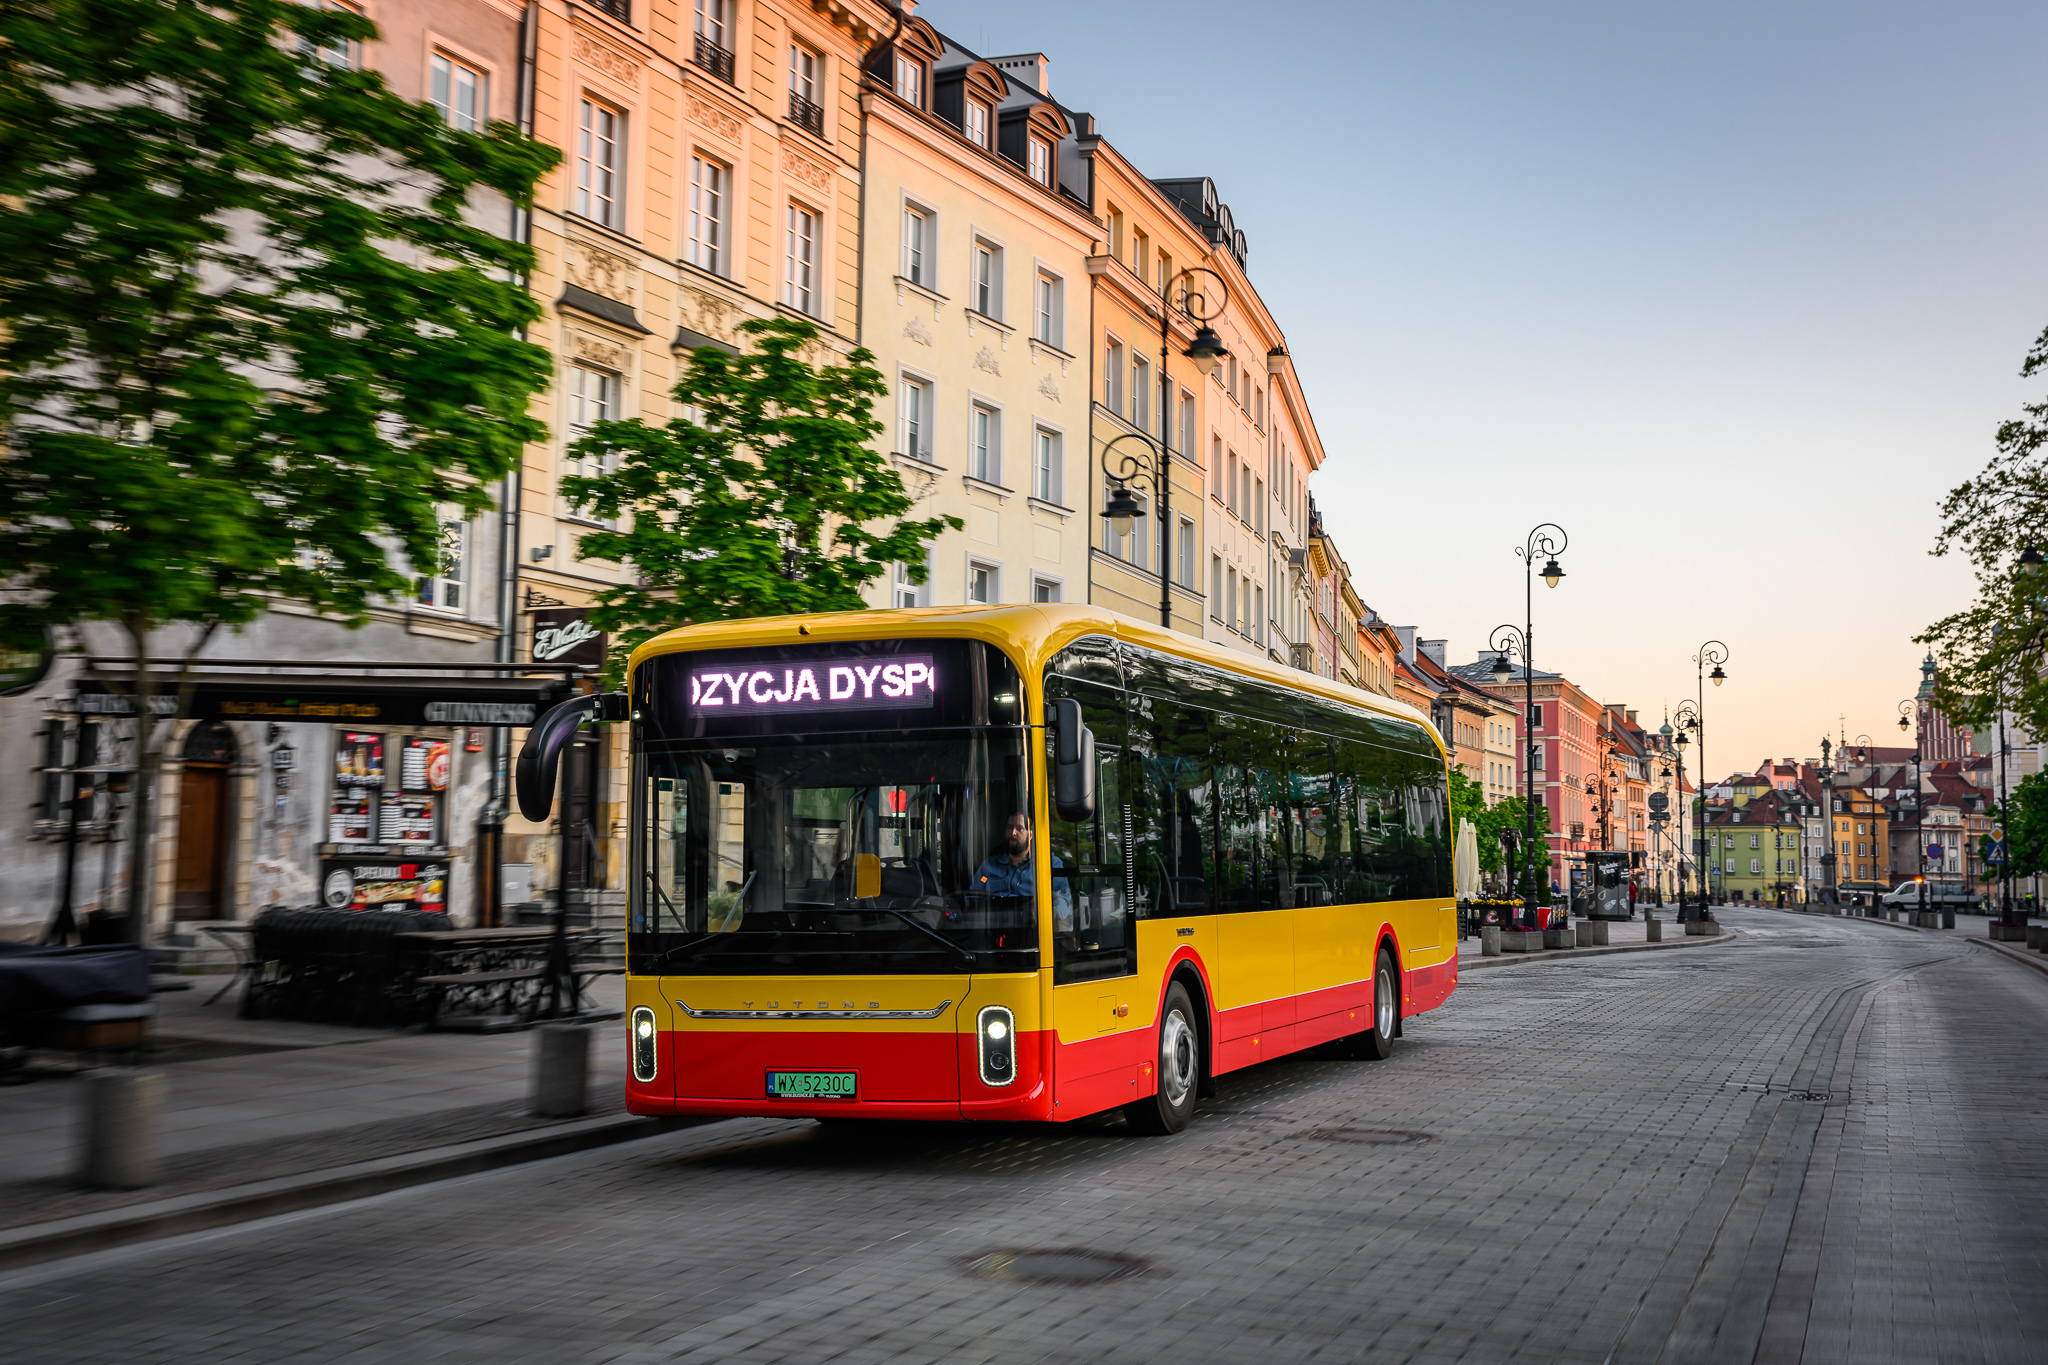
[900, 376, 930, 462]
[1033, 577, 1062, 604]
[1033, 428, 1061, 503]
[430, 54, 484, 131]
[967, 560, 997, 604]
[1253, 585, 1264, 644]
[970, 404, 998, 483]
[416, 508, 468, 611]
[964, 99, 990, 149]
[1750, 833, 1760, 849]
[302, 0, 360, 69]
[577, 99, 622, 229]
[1103, 337, 1124, 414]
[1751, 858, 1762, 874]
[891, 555, 927, 609]
[902, 205, 931, 287]
[788, 43, 823, 134]
[693, 1, 734, 82]
[687, 155, 726, 274]
[1027, 137, 1051, 187]
[1034, 271, 1061, 345]
[973, 240, 1001, 318]
[1178, 391, 1195, 454]
[1225, 453, 1238, 516]
[785, 203, 817, 314]
[565, 363, 619, 524]
[1210, 556, 1223, 617]
[1178, 519, 1195, 587]
[894, 52, 923, 107]
[1131, 354, 1151, 430]
[1225, 567, 1239, 631]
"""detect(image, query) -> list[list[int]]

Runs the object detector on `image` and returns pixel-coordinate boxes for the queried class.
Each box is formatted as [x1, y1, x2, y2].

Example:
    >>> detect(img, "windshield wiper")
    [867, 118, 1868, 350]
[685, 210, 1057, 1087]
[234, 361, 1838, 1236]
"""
[857, 907, 977, 967]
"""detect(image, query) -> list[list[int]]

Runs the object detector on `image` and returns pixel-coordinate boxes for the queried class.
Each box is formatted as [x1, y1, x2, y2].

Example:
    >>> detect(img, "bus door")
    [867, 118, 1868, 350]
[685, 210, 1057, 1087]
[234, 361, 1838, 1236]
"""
[1044, 644, 1139, 1113]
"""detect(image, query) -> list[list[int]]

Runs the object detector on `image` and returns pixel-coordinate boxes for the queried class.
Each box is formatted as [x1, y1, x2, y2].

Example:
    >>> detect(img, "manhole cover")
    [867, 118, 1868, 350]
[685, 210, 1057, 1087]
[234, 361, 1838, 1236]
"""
[1298, 1127, 1436, 1146]
[963, 1249, 1152, 1286]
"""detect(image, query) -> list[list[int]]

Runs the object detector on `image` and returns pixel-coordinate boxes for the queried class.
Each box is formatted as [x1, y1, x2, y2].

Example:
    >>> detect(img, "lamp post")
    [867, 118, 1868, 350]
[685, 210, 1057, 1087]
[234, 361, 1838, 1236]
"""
[1098, 267, 1231, 630]
[1690, 640, 1729, 907]
[1487, 524, 1567, 927]
[1897, 698, 1927, 922]
[1817, 735, 1837, 907]
[1674, 700, 1701, 918]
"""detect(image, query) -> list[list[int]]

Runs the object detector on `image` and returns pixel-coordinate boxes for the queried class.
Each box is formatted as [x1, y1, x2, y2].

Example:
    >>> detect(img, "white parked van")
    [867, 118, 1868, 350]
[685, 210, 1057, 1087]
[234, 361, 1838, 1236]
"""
[1880, 880, 1983, 911]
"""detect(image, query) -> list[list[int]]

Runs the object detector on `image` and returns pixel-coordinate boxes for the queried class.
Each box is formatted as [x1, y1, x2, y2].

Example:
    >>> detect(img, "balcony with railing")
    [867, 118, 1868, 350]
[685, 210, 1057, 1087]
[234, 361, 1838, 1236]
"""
[788, 91, 824, 137]
[693, 33, 736, 85]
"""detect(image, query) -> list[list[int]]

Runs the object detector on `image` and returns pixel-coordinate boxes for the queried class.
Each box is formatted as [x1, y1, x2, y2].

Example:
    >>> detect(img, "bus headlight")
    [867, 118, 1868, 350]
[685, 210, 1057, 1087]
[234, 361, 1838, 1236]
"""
[631, 1007, 658, 1083]
[977, 1005, 1015, 1088]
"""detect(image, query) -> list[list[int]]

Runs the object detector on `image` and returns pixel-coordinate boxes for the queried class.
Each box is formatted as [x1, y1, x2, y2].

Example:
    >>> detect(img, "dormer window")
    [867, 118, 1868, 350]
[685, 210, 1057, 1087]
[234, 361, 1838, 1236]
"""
[965, 99, 990, 149]
[895, 53, 923, 106]
[1027, 137, 1051, 187]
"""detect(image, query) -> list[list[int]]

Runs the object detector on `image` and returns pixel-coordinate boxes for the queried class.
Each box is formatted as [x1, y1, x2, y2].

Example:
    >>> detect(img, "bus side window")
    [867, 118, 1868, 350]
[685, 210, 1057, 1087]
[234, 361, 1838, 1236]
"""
[1130, 691, 1215, 919]
[1047, 678, 1133, 984]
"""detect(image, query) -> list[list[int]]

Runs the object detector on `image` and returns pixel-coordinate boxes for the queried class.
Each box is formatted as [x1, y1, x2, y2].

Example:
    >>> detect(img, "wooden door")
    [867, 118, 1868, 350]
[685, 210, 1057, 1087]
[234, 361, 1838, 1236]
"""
[172, 765, 228, 918]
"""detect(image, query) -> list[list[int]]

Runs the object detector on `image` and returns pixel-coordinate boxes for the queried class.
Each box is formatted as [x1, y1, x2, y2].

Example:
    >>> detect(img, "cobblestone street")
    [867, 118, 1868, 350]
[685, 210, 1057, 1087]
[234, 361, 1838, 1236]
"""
[3, 905, 2043, 1365]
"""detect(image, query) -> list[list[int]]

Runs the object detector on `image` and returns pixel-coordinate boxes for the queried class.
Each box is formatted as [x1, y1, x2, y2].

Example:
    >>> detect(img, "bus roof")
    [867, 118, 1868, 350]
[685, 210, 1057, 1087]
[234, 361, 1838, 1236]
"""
[627, 603, 1445, 755]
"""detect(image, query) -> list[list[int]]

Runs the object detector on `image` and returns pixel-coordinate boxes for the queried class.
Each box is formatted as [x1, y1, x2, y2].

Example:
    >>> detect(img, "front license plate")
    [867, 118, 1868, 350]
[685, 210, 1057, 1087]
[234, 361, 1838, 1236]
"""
[765, 1070, 857, 1100]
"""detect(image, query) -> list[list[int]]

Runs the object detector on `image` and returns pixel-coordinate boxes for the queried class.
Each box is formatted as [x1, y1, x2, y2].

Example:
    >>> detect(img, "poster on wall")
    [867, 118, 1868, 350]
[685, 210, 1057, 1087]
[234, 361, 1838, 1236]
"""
[401, 737, 450, 794]
[320, 860, 448, 913]
[328, 791, 374, 843]
[334, 732, 384, 787]
[378, 794, 437, 844]
[531, 607, 607, 669]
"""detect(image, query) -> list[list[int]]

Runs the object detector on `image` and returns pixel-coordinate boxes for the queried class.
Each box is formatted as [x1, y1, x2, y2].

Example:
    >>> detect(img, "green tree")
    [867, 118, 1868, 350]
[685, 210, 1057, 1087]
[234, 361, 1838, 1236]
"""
[1470, 794, 1552, 889]
[560, 316, 960, 681]
[1989, 772, 2048, 881]
[1919, 325, 2048, 735]
[0, 0, 559, 940]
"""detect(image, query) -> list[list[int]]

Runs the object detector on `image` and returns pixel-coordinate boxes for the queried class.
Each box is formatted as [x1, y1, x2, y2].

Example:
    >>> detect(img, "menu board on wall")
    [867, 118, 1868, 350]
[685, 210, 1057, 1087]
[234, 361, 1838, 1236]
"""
[334, 732, 384, 788]
[379, 794, 437, 844]
[401, 737, 450, 794]
[329, 791, 374, 843]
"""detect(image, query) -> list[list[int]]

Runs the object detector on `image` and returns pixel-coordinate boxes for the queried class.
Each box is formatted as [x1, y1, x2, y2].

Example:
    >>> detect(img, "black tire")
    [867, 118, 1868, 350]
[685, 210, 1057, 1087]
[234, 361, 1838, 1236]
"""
[1123, 981, 1200, 1135]
[1334, 948, 1398, 1061]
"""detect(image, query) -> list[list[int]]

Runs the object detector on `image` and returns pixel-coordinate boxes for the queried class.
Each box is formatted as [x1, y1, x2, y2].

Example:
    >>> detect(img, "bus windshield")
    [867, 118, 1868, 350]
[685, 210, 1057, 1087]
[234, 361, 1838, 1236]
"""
[635, 730, 1036, 975]
[628, 638, 1036, 976]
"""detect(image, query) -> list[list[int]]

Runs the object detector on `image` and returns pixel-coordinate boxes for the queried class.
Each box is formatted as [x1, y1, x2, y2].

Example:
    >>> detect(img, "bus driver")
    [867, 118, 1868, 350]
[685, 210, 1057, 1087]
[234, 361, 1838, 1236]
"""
[975, 812, 1073, 929]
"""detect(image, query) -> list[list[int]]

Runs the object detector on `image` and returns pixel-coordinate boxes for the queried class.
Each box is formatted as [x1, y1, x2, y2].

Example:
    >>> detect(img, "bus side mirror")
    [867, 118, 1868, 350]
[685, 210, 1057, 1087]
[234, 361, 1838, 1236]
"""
[1053, 697, 1096, 822]
[515, 692, 627, 822]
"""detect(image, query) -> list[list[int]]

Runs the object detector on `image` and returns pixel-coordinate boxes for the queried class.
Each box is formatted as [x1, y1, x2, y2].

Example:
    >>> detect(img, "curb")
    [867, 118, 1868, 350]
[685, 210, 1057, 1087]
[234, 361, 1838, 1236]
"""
[1966, 936, 2048, 979]
[0, 1110, 700, 1273]
[1459, 925, 1739, 971]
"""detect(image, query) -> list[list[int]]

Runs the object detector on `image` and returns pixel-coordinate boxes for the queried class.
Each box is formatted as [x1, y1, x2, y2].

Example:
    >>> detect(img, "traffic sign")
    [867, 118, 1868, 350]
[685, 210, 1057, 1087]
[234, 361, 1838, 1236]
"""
[1988, 839, 2007, 865]
[1926, 844, 1943, 860]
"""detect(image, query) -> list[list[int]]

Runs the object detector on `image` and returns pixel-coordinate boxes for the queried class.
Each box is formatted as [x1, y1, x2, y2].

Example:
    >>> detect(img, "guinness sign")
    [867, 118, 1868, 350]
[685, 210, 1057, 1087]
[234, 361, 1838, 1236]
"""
[532, 607, 607, 669]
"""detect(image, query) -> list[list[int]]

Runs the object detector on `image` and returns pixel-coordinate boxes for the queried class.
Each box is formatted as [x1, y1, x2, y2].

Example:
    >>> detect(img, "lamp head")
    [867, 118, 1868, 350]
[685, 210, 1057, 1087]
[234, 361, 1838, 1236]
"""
[1709, 663, 1726, 687]
[1675, 729, 1688, 748]
[1491, 651, 1512, 684]
[2020, 543, 2044, 577]
[1540, 557, 1565, 589]
[1898, 714, 1909, 731]
[1103, 483, 1144, 538]
[1184, 326, 1229, 377]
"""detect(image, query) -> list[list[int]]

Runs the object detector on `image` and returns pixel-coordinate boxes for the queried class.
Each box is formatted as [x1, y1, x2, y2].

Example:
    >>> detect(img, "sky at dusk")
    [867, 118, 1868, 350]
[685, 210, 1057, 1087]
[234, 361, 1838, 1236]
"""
[932, 0, 2047, 776]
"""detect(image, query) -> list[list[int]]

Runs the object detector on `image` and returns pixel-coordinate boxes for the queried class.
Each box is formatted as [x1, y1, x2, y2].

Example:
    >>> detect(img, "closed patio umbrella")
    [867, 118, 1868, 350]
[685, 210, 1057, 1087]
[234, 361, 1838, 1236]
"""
[1455, 816, 1481, 900]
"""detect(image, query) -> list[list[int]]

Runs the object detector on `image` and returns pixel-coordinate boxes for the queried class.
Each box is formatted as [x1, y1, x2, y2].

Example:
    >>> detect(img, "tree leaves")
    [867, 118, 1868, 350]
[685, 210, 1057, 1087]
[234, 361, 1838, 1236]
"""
[561, 316, 960, 682]
[0, 0, 559, 650]
[1918, 325, 2048, 736]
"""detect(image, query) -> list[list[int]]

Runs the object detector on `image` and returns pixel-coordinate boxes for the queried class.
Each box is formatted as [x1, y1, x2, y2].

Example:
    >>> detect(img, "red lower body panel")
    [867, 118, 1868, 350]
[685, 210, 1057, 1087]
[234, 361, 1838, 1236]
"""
[626, 1028, 1050, 1122]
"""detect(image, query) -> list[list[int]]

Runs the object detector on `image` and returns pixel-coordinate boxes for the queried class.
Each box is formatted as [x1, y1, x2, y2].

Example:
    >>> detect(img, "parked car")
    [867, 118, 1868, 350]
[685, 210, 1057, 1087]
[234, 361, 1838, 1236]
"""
[1879, 880, 1983, 912]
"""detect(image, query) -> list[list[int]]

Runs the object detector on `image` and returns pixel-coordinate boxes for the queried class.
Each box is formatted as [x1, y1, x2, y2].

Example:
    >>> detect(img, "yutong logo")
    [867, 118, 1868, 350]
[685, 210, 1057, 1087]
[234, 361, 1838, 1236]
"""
[689, 655, 937, 715]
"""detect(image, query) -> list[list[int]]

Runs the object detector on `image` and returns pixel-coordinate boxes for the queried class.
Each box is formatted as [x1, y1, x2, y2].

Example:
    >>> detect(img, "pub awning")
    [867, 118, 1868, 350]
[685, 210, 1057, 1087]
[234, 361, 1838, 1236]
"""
[74, 662, 578, 727]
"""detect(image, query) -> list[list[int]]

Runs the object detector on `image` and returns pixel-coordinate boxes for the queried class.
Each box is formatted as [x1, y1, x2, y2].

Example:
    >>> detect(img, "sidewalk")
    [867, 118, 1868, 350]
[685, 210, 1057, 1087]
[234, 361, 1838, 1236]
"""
[0, 975, 666, 1266]
[1455, 911, 1738, 969]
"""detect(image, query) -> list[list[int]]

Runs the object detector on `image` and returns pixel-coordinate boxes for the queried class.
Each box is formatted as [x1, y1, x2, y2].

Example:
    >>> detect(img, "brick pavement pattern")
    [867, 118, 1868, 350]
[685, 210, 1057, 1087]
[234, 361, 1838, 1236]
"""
[1, 907, 2042, 1364]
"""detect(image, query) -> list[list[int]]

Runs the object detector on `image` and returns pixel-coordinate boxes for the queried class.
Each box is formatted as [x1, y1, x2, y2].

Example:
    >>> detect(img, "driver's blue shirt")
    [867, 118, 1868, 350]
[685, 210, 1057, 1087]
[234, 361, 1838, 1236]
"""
[973, 850, 1073, 924]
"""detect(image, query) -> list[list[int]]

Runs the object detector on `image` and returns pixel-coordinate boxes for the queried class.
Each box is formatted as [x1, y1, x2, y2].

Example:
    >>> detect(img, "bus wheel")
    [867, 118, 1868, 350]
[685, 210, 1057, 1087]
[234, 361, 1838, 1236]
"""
[1336, 949, 1398, 1061]
[1124, 981, 1199, 1135]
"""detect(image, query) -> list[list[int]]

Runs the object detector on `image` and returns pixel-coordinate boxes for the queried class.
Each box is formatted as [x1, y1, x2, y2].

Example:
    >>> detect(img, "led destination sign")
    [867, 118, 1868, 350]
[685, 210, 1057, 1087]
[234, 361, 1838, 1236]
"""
[688, 654, 937, 716]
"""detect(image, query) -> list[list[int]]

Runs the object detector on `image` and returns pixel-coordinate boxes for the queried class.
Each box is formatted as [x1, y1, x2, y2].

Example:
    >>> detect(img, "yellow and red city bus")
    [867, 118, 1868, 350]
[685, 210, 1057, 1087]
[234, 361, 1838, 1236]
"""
[519, 604, 1457, 1134]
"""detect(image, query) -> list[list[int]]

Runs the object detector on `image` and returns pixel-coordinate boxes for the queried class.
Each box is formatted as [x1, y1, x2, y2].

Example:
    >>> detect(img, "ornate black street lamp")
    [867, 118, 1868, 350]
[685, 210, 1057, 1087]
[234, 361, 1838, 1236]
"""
[1674, 699, 1702, 918]
[1690, 641, 1728, 908]
[1096, 267, 1230, 630]
[1818, 735, 1837, 904]
[1486, 522, 1567, 928]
